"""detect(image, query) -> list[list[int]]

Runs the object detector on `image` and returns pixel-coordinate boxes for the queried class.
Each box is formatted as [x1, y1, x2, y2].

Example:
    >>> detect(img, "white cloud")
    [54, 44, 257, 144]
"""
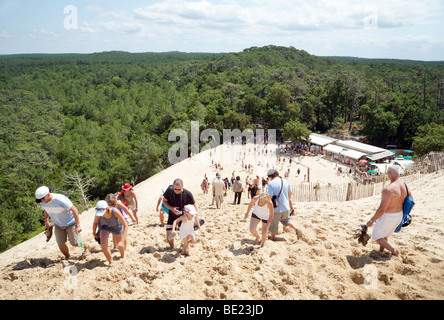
[134, 0, 247, 31]
[0, 31, 11, 39]
[133, 0, 441, 33]
[2, 0, 442, 59]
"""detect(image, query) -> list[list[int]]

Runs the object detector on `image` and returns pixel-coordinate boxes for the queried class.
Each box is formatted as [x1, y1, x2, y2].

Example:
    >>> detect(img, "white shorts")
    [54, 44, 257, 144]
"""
[372, 211, 403, 240]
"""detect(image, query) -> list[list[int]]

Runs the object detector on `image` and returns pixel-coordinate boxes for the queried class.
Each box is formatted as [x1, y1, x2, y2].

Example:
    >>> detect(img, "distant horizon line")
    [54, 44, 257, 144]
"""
[0, 47, 443, 63]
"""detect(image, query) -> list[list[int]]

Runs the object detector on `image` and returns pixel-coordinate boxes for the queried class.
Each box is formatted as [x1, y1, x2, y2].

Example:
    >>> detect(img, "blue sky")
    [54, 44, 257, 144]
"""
[1, 0, 443, 60]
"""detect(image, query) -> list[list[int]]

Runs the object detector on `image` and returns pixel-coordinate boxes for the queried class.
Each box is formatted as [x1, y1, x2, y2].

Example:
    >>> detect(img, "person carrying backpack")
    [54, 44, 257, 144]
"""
[366, 165, 414, 260]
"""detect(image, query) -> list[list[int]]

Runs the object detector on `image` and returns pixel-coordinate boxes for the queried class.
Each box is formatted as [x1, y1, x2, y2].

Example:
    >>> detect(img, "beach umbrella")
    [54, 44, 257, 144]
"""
[404, 156, 412, 160]
[359, 159, 368, 163]
[395, 155, 404, 158]
[368, 170, 378, 174]
[369, 162, 376, 165]
[389, 150, 395, 153]
[404, 150, 413, 153]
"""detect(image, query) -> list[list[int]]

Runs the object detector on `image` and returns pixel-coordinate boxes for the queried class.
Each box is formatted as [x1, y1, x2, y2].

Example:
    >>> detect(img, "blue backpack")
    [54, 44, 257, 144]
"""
[395, 183, 414, 233]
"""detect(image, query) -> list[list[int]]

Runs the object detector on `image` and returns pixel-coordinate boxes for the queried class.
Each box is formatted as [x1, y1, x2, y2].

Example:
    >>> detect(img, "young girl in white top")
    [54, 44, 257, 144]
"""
[244, 193, 274, 247]
[170, 204, 202, 255]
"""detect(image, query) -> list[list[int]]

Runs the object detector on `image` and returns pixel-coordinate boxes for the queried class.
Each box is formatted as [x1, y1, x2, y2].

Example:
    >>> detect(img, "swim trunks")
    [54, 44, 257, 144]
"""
[372, 211, 403, 240]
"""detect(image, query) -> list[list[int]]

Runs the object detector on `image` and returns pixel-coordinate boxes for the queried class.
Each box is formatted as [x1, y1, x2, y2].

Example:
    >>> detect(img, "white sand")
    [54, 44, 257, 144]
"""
[0, 143, 443, 300]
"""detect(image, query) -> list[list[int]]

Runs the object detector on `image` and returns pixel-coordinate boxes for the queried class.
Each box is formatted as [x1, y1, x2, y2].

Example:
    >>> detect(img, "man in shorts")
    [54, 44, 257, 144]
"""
[162, 179, 197, 249]
[35, 186, 88, 259]
[267, 169, 298, 240]
[212, 173, 226, 209]
[366, 165, 411, 259]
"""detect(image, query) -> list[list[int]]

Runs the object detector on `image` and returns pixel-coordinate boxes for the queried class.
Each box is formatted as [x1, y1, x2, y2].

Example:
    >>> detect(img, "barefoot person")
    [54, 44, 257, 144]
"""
[170, 204, 203, 255]
[244, 193, 274, 247]
[212, 173, 226, 209]
[35, 186, 89, 259]
[156, 188, 169, 227]
[267, 169, 299, 240]
[93, 197, 128, 265]
[366, 165, 412, 259]
[118, 183, 139, 224]
[162, 179, 197, 249]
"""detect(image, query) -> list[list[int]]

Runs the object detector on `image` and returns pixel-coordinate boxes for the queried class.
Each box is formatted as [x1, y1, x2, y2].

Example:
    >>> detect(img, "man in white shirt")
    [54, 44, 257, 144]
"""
[35, 186, 88, 259]
[212, 173, 226, 209]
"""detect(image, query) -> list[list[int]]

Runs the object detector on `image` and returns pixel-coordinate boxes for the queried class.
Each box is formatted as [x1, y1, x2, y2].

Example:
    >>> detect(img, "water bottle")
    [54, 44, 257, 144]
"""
[77, 234, 84, 250]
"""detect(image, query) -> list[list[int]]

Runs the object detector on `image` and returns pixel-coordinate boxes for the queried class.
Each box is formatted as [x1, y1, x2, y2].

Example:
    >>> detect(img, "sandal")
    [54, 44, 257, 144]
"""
[194, 219, 205, 231]
[44, 225, 53, 242]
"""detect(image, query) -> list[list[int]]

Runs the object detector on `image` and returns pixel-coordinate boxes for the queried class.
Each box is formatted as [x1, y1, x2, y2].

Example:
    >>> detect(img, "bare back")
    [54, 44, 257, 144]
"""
[383, 179, 407, 213]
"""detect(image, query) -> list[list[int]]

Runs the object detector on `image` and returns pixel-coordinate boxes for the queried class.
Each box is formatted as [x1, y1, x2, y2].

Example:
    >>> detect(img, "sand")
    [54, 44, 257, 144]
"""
[0, 143, 443, 300]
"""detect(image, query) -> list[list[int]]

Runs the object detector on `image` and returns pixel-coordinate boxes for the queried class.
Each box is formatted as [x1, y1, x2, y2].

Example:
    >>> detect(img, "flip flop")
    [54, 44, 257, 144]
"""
[194, 219, 205, 231]
[168, 231, 177, 241]
[359, 233, 371, 246]
[44, 225, 53, 242]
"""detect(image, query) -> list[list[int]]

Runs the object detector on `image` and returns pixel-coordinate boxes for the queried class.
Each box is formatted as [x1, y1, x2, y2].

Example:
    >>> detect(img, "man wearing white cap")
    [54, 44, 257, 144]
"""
[35, 186, 87, 259]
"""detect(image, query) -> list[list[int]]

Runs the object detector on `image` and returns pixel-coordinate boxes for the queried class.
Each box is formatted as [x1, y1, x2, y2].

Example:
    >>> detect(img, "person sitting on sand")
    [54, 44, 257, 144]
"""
[170, 205, 203, 255]
[244, 193, 274, 247]
[366, 165, 412, 260]
[93, 196, 128, 265]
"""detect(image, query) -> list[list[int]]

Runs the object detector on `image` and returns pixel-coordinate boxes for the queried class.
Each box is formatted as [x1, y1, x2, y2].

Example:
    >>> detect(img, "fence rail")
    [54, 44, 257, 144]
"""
[292, 151, 443, 203]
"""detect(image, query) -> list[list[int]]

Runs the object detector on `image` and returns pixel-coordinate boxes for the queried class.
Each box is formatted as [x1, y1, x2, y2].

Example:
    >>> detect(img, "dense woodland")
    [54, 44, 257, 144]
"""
[1, 46, 443, 252]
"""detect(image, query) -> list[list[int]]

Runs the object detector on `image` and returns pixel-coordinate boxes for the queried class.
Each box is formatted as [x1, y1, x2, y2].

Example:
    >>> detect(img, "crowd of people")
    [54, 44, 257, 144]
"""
[34, 159, 410, 264]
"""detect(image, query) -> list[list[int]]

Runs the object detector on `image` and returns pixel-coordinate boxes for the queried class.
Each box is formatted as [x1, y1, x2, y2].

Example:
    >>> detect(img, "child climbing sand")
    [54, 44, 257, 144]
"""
[169, 204, 203, 255]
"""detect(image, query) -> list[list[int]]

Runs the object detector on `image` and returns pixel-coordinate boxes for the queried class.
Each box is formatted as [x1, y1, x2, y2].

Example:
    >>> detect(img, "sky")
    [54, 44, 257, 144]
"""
[0, 0, 443, 61]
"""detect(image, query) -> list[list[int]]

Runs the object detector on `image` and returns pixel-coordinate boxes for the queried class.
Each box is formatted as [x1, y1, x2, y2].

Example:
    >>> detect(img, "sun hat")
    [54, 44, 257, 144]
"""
[184, 204, 197, 216]
[95, 200, 108, 217]
[122, 183, 133, 191]
[35, 186, 49, 203]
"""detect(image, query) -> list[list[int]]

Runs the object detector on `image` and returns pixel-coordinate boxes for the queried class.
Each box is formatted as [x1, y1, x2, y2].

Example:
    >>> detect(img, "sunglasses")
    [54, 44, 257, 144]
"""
[173, 188, 183, 192]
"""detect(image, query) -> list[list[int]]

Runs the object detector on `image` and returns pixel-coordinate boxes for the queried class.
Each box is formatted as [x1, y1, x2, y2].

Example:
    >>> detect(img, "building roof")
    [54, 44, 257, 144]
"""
[324, 144, 345, 154]
[340, 149, 366, 160]
[309, 133, 338, 147]
[335, 140, 387, 155]
[367, 150, 395, 161]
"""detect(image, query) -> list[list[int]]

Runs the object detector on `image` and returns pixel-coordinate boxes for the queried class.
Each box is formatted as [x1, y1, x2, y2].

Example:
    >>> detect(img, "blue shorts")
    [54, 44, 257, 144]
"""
[161, 203, 170, 214]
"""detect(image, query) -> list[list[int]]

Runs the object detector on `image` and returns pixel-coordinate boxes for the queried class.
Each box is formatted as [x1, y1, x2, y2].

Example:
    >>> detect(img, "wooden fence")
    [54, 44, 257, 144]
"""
[292, 151, 443, 203]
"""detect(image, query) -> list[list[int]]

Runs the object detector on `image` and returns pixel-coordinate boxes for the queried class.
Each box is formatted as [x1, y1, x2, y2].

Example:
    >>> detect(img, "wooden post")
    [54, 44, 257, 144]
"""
[346, 182, 353, 201]
[383, 164, 387, 188]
